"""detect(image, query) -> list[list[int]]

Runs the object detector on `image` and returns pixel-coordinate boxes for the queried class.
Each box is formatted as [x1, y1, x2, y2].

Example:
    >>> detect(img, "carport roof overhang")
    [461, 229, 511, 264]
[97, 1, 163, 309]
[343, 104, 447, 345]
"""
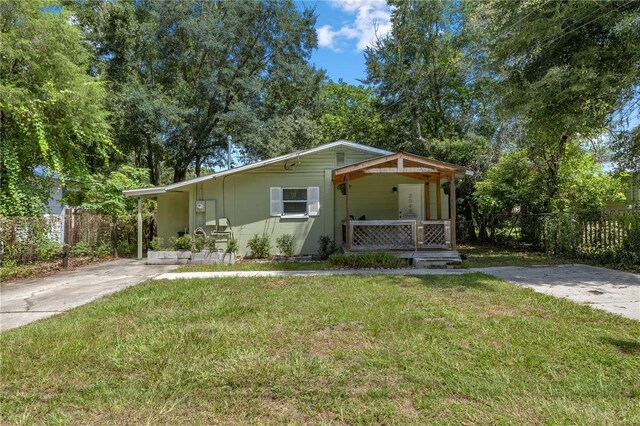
[331, 152, 474, 184]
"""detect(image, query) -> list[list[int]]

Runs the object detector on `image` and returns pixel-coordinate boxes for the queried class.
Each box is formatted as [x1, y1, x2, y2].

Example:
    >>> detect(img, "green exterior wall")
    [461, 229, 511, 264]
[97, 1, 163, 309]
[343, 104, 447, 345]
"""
[154, 145, 454, 255]
[156, 191, 189, 242]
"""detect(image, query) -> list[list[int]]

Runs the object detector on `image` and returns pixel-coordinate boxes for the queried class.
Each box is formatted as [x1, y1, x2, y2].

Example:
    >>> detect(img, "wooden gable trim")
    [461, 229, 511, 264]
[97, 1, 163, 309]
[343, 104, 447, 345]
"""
[332, 151, 469, 184]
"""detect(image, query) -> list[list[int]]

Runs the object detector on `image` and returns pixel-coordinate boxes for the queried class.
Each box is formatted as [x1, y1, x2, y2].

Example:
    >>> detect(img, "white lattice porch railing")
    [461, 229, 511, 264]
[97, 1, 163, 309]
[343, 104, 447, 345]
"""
[347, 220, 452, 251]
[418, 220, 451, 249]
[349, 220, 416, 251]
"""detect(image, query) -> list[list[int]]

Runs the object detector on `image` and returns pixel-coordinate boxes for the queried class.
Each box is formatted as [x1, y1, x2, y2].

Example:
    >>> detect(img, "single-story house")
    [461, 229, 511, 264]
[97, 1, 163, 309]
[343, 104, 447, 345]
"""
[124, 140, 473, 260]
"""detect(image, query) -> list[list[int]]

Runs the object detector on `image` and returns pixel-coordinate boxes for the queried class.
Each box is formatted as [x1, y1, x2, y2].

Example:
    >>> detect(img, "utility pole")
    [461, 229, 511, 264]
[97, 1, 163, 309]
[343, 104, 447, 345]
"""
[227, 135, 233, 170]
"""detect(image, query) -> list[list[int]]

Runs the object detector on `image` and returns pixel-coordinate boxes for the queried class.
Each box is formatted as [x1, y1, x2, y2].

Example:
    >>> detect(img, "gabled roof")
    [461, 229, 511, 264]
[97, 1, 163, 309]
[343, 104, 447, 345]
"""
[123, 140, 392, 197]
[332, 151, 474, 184]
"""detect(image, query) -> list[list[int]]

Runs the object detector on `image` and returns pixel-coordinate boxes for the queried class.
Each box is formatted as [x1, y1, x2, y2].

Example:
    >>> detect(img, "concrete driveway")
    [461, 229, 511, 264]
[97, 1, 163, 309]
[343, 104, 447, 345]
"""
[0, 259, 174, 332]
[475, 264, 640, 321]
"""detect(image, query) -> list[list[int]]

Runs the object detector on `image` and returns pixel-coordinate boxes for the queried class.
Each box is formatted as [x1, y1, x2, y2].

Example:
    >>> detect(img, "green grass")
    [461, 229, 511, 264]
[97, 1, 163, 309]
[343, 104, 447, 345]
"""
[1, 274, 639, 424]
[460, 245, 569, 268]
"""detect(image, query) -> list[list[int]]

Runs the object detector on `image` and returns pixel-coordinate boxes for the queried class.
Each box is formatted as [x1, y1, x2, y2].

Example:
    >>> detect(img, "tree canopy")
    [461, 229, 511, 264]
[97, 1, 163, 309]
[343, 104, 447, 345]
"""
[1, 0, 638, 221]
[70, 0, 324, 183]
[0, 0, 112, 215]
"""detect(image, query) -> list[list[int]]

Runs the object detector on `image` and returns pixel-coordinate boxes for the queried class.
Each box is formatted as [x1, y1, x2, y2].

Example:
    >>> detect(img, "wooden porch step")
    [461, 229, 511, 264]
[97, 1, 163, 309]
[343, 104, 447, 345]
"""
[412, 250, 462, 269]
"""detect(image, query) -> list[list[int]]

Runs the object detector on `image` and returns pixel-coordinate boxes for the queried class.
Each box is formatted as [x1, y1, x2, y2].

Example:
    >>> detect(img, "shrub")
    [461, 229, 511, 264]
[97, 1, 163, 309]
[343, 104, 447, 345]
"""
[37, 241, 62, 261]
[170, 235, 192, 251]
[247, 234, 271, 258]
[96, 242, 112, 258]
[192, 235, 206, 252]
[318, 235, 336, 259]
[276, 234, 295, 257]
[618, 217, 640, 269]
[0, 259, 21, 281]
[226, 238, 239, 254]
[327, 252, 407, 269]
[117, 239, 136, 256]
[148, 237, 165, 251]
[70, 241, 92, 257]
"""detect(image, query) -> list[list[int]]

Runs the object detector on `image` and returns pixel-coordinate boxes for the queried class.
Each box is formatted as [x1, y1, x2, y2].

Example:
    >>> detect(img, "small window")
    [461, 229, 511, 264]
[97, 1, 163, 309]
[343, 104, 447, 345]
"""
[282, 188, 307, 215]
[336, 152, 346, 167]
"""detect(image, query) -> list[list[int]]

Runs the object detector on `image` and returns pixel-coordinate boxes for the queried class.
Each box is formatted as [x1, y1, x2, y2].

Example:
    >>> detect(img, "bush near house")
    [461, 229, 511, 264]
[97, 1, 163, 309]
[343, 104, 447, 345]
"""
[317, 235, 336, 259]
[248, 234, 271, 258]
[327, 252, 408, 269]
[276, 234, 295, 257]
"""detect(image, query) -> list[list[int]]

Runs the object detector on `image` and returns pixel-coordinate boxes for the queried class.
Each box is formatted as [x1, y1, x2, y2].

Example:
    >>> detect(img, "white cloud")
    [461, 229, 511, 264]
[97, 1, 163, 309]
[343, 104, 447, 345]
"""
[316, 0, 392, 52]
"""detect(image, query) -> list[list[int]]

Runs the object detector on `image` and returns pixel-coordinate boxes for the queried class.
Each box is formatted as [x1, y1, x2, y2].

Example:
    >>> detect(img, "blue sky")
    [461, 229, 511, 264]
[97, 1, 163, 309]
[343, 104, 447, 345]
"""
[301, 0, 392, 85]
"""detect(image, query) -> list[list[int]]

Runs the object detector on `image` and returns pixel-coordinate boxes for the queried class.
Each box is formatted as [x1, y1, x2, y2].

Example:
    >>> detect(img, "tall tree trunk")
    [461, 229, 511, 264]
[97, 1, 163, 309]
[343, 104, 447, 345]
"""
[542, 134, 568, 212]
[173, 165, 188, 183]
[134, 145, 142, 168]
[195, 155, 202, 177]
[145, 140, 161, 186]
[412, 112, 432, 156]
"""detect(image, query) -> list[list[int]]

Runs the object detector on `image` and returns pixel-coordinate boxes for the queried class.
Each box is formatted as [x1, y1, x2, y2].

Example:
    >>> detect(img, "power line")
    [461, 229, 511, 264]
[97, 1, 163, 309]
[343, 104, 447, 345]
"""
[376, 0, 632, 118]
[376, 0, 553, 115]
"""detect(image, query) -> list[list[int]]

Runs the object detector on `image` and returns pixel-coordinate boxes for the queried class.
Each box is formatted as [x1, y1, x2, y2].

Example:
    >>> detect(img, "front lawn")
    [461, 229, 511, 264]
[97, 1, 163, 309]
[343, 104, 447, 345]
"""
[1, 274, 638, 424]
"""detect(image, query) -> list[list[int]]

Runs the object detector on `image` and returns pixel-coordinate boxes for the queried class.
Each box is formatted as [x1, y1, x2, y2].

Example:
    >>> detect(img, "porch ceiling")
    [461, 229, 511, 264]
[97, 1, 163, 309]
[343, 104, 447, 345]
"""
[331, 152, 472, 184]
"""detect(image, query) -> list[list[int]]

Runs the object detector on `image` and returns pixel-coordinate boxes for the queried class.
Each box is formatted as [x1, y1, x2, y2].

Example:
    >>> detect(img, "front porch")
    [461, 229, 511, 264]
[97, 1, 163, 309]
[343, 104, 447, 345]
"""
[346, 219, 452, 251]
[343, 219, 461, 267]
[332, 152, 473, 262]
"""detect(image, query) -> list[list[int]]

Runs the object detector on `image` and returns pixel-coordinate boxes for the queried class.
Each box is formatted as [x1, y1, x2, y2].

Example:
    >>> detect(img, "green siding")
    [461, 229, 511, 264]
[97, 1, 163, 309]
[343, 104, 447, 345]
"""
[156, 192, 189, 242]
[156, 146, 382, 254]
[154, 145, 452, 254]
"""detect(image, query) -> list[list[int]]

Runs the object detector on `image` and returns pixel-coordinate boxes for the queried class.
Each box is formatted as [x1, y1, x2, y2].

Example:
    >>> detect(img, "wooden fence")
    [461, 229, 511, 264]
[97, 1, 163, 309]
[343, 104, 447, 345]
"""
[457, 208, 640, 265]
[0, 209, 154, 265]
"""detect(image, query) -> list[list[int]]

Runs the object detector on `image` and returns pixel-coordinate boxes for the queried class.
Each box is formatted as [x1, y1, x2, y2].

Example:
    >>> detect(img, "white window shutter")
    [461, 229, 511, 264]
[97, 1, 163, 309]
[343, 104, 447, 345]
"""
[270, 187, 282, 216]
[307, 186, 320, 216]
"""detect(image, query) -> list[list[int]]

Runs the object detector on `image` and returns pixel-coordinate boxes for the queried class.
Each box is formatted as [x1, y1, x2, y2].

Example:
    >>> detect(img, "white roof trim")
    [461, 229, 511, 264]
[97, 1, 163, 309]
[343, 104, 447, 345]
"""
[122, 187, 166, 197]
[123, 141, 391, 197]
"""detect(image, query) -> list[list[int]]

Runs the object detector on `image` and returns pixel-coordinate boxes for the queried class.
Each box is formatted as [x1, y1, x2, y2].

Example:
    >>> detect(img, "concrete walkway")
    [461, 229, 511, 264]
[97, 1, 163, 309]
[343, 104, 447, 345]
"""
[154, 268, 468, 280]
[155, 264, 640, 321]
[0, 259, 174, 332]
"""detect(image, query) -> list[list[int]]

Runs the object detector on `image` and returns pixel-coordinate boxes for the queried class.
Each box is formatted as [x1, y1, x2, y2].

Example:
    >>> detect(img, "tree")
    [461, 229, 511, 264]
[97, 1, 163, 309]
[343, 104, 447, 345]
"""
[365, 0, 488, 155]
[0, 0, 112, 216]
[364, 0, 497, 241]
[476, 0, 640, 209]
[70, 0, 324, 183]
[476, 146, 623, 214]
[64, 166, 150, 256]
[316, 80, 385, 147]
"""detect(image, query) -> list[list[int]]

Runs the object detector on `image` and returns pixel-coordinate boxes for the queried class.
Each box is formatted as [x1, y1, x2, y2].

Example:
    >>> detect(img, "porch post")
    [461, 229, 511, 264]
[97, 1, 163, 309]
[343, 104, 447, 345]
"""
[449, 175, 456, 250]
[137, 197, 143, 260]
[424, 180, 430, 220]
[436, 176, 442, 220]
[345, 174, 351, 250]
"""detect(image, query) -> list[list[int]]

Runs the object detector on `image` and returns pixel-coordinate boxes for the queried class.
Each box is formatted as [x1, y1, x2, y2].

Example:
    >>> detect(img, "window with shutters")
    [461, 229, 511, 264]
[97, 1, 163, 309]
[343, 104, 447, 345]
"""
[270, 186, 320, 218]
[282, 188, 307, 215]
